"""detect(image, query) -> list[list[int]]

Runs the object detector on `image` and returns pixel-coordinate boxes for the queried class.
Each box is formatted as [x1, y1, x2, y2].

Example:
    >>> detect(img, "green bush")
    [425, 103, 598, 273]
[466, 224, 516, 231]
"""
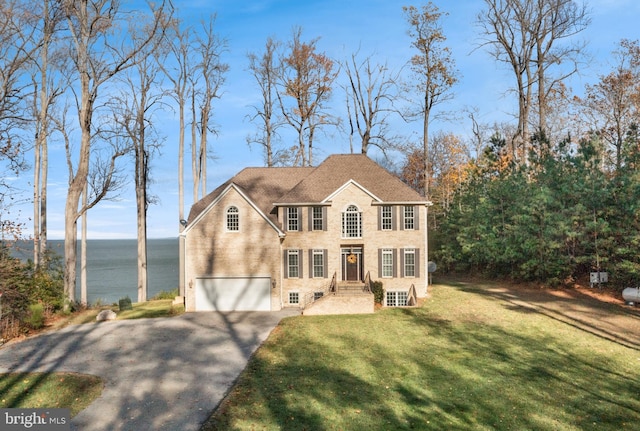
[26, 303, 45, 330]
[371, 280, 384, 304]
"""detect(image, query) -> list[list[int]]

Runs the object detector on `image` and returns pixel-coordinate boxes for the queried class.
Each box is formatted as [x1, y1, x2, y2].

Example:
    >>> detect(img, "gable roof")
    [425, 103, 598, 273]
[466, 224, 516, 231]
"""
[187, 154, 426, 226]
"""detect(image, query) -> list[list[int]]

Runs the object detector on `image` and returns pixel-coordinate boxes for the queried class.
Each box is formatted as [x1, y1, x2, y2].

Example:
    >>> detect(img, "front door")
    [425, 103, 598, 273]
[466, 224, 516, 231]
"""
[341, 247, 363, 282]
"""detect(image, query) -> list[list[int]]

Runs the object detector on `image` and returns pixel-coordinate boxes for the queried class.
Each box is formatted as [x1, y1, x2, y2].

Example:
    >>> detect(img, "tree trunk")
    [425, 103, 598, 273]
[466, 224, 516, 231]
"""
[81, 183, 87, 305]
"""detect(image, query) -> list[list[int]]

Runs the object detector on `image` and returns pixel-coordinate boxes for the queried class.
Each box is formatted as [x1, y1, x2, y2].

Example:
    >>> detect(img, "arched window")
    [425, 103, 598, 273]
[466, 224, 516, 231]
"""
[342, 204, 362, 238]
[226, 206, 239, 231]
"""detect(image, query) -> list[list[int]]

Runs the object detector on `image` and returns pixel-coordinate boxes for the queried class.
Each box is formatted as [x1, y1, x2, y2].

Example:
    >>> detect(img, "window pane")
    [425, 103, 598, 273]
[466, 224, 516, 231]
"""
[289, 292, 299, 304]
[404, 249, 415, 277]
[382, 249, 393, 278]
[382, 206, 392, 230]
[226, 207, 239, 231]
[342, 205, 362, 238]
[287, 207, 298, 231]
[386, 291, 396, 307]
[288, 250, 299, 278]
[404, 206, 414, 230]
[313, 207, 323, 230]
[313, 250, 324, 278]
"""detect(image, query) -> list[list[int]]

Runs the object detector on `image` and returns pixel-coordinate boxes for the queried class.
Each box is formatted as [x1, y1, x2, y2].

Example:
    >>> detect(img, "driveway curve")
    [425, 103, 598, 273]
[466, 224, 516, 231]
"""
[0, 310, 299, 431]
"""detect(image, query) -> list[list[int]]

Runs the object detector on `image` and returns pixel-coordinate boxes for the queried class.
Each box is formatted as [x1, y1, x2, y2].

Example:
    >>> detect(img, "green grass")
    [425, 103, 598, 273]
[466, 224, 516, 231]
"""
[0, 372, 103, 417]
[203, 280, 640, 431]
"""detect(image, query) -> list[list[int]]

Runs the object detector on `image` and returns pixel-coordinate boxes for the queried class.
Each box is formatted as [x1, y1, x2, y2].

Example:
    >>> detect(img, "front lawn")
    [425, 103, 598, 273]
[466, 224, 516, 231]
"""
[203, 279, 640, 430]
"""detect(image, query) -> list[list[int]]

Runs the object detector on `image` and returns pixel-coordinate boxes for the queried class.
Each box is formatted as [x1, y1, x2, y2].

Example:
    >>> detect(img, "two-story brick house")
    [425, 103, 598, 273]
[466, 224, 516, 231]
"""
[181, 154, 430, 313]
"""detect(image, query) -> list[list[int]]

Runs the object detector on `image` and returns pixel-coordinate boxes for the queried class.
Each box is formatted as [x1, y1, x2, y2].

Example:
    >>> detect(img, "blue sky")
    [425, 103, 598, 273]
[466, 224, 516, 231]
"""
[8, 0, 640, 239]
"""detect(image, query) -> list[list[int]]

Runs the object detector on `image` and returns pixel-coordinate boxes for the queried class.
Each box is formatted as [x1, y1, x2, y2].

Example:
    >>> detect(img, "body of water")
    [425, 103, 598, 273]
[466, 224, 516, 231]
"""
[14, 238, 179, 305]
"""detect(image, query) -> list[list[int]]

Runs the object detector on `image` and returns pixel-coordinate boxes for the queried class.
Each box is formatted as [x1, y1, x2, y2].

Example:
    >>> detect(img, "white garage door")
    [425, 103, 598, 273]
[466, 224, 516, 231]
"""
[195, 277, 272, 311]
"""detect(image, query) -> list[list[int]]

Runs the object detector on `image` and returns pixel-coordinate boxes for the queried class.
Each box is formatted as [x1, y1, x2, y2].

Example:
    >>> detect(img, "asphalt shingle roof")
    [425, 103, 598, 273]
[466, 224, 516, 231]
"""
[187, 154, 426, 225]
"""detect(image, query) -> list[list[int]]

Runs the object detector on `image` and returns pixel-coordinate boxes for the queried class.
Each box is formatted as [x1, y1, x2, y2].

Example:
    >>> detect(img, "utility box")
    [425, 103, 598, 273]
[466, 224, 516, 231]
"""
[590, 272, 608, 287]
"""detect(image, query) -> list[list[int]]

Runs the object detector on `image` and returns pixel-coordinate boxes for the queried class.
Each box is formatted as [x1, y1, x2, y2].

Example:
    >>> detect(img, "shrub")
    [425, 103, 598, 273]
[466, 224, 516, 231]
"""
[371, 280, 384, 304]
[26, 303, 45, 330]
[152, 288, 179, 300]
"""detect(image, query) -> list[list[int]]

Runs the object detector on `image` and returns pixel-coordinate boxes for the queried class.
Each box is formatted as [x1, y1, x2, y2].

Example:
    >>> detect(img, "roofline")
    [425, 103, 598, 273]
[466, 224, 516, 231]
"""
[272, 202, 333, 207]
[183, 183, 285, 237]
[322, 179, 383, 203]
[371, 201, 433, 206]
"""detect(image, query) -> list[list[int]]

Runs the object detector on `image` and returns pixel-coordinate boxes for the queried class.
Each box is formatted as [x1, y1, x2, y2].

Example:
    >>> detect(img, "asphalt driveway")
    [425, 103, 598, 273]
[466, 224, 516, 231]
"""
[0, 309, 299, 431]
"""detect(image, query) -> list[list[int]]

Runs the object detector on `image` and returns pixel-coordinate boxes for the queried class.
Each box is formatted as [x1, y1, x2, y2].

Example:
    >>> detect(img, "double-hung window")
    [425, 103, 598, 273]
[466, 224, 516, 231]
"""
[403, 206, 415, 230]
[312, 249, 325, 278]
[404, 248, 416, 277]
[226, 206, 239, 231]
[287, 207, 299, 231]
[312, 207, 324, 231]
[289, 292, 299, 304]
[287, 249, 300, 278]
[381, 206, 393, 230]
[342, 205, 362, 238]
[382, 249, 394, 278]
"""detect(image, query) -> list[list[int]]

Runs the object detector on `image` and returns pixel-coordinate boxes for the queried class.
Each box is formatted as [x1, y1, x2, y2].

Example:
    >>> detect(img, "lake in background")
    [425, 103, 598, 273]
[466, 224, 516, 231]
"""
[14, 238, 179, 305]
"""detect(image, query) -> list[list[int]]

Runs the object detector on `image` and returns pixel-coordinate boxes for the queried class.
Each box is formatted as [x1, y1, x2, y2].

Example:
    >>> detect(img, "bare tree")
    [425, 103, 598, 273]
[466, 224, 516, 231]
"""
[343, 50, 402, 156]
[30, 0, 66, 267]
[277, 27, 338, 166]
[247, 37, 281, 167]
[110, 10, 169, 303]
[161, 18, 193, 296]
[579, 39, 640, 172]
[403, 3, 459, 199]
[61, 0, 167, 305]
[190, 16, 227, 201]
[477, 0, 589, 161]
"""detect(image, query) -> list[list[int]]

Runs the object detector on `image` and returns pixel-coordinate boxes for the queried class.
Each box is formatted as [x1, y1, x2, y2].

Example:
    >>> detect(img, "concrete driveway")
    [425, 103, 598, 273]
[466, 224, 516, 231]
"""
[0, 310, 299, 431]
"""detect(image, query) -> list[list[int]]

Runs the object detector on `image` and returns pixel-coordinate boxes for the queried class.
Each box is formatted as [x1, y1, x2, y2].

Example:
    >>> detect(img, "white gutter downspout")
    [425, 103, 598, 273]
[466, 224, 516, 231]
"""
[279, 234, 285, 310]
[424, 202, 432, 296]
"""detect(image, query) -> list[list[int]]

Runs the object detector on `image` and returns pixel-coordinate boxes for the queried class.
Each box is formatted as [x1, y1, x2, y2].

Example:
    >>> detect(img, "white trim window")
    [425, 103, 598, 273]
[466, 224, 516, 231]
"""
[404, 248, 416, 277]
[342, 204, 362, 238]
[403, 206, 415, 230]
[287, 207, 299, 231]
[226, 206, 239, 231]
[312, 206, 324, 231]
[312, 249, 325, 278]
[289, 292, 299, 305]
[287, 249, 300, 278]
[382, 248, 394, 278]
[381, 205, 393, 230]
[387, 291, 408, 307]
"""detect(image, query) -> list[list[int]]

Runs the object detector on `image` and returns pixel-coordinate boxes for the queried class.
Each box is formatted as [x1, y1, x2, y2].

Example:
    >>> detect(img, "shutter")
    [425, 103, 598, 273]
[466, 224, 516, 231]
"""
[399, 207, 404, 231]
[400, 248, 405, 278]
[323, 249, 328, 278]
[392, 249, 398, 278]
[298, 208, 303, 231]
[389, 206, 394, 230]
[283, 250, 288, 279]
[378, 249, 382, 278]
[299, 249, 303, 278]
[308, 207, 313, 231]
[322, 207, 327, 231]
[283, 208, 289, 231]
[415, 248, 421, 277]
[415, 205, 420, 230]
[377, 207, 382, 230]
[309, 249, 313, 277]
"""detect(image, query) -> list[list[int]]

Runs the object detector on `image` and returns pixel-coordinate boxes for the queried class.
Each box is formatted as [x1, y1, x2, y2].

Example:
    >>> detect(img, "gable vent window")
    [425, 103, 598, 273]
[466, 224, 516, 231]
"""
[226, 206, 239, 231]
[342, 205, 362, 238]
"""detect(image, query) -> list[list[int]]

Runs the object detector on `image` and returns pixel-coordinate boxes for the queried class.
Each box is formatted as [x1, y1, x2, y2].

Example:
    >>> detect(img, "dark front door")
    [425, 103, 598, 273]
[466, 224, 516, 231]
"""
[342, 247, 362, 281]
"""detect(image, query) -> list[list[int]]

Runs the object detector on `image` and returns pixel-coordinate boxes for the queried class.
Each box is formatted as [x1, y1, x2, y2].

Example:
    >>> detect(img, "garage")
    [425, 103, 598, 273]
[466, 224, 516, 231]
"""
[195, 277, 272, 311]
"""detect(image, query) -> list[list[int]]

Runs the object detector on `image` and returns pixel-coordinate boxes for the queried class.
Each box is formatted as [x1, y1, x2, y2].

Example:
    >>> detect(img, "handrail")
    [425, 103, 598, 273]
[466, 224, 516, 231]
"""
[363, 271, 371, 293]
[301, 272, 337, 309]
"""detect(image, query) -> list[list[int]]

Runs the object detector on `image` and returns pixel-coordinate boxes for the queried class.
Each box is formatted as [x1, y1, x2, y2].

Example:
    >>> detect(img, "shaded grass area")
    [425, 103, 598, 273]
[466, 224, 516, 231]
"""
[0, 372, 103, 417]
[204, 280, 640, 431]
